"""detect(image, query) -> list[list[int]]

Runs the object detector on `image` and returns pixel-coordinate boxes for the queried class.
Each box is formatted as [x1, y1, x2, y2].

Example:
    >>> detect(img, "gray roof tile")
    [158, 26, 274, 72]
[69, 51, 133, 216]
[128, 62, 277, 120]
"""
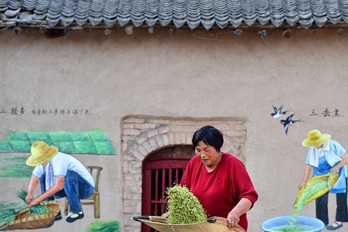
[1, 0, 348, 29]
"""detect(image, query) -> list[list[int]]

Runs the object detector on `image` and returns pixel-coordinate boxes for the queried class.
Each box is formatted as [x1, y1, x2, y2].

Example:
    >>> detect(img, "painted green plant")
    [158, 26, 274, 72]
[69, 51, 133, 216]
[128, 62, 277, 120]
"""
[17, 190, 49, 216]
[0, 201, 26, 226]
[0, 155, 33, 178]
[166, 185, 207, 224]
[83, 220, 120, 232]
[1, 130, 116, 155]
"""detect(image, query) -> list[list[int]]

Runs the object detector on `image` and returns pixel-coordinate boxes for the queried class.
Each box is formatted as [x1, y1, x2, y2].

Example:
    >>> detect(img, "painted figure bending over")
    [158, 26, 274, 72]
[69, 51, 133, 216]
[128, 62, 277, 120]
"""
[300, 129, 348, 231]
[25, 141, 95, 223]
[180, 125, 258, 231]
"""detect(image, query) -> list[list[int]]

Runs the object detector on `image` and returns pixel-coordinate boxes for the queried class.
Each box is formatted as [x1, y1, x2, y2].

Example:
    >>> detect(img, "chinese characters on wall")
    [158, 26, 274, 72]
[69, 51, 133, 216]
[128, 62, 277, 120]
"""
[310, 108, 343, 117]
[0, 107, 90, 116]
[1, 107, 343, 118]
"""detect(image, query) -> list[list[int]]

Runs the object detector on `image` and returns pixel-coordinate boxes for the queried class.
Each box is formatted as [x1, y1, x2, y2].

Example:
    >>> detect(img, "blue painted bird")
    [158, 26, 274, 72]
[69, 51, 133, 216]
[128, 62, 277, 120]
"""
[280, 114, 302, 135]
[271, 105, 290, 118]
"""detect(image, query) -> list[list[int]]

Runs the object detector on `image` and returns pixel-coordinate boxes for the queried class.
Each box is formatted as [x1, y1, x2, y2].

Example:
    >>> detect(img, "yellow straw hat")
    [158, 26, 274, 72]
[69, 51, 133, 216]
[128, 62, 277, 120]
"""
[26, 141, 58, 166]
[302, 129, 331, 147]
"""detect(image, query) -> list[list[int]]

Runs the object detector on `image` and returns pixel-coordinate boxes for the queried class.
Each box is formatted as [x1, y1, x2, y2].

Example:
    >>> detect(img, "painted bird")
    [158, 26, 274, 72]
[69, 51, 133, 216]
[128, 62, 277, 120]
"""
[271, 105, 290, 118]
[280, 114, 302, 135]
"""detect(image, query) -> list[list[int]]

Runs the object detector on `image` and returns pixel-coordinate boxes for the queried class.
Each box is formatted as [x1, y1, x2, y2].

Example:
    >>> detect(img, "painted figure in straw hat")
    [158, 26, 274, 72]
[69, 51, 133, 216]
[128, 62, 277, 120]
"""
[299, 129, 348, 231]
[25, 141, 95, 223]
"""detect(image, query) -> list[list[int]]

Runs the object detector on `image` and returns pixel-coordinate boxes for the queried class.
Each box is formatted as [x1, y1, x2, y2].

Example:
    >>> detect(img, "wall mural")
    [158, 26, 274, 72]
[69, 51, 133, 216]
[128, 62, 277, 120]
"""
[270, 105, 291, 119]
[0, 130, 116, 155]
[0, 107, 90, 116]
[310, 108, 344, 117]
[280, 114, 302, 135]
[0, 130, 119, 231]
[271, 105, 345, 135]
[271, 105, 302, 135]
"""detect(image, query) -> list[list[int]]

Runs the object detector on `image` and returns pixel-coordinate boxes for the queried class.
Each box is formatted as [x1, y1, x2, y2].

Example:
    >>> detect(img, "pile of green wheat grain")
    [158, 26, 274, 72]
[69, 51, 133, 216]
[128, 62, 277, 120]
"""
[166, 185, 207, 224]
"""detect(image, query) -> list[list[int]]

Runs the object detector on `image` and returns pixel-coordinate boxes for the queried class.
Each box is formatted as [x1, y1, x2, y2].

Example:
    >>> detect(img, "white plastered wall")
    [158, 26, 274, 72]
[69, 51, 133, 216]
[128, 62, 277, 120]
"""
[0, 26, 347, 231]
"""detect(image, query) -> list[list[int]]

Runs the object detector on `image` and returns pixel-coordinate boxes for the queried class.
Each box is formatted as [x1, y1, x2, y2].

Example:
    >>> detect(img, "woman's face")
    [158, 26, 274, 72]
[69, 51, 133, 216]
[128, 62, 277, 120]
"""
[194, 141, 220, 167]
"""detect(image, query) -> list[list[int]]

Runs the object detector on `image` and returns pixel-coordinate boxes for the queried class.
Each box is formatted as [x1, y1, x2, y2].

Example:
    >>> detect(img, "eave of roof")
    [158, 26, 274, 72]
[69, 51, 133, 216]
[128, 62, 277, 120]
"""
[1, 0, 348, 31]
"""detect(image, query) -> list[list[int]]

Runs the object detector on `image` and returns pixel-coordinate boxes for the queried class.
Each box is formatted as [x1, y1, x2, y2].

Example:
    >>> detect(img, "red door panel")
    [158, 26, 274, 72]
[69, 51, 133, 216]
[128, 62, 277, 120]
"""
[142, 159, 190, 232]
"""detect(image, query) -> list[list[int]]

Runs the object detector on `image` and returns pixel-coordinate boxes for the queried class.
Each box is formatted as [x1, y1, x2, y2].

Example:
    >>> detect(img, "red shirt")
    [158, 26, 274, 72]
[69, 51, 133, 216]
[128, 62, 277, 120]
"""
[180, 152, 258, 231]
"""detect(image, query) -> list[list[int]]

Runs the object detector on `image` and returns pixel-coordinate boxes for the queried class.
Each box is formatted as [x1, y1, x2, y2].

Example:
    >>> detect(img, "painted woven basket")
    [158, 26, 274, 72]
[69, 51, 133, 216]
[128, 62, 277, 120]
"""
[133, 216, 245, 232]
[0, 200, 60, 231]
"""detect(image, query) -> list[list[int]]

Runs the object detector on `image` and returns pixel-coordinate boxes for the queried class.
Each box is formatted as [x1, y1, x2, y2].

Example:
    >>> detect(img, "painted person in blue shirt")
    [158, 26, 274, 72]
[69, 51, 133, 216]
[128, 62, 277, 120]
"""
[25, 141, 95, 223]
[299, 129, 348, 231]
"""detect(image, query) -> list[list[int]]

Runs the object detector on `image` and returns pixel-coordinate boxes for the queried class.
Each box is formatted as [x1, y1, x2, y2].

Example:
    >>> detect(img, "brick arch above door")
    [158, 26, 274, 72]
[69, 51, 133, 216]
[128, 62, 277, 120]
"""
[121, 116, 247, 232]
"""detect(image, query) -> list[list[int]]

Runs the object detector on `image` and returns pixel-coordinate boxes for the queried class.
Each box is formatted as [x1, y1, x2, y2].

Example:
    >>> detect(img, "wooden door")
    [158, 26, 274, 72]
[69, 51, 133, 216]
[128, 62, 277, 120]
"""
[141, 145, 193, 232]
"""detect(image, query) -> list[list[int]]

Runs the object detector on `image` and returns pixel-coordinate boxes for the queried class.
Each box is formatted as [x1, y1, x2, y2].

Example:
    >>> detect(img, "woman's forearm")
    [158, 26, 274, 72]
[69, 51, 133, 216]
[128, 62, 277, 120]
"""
[230, 198, 252, 217]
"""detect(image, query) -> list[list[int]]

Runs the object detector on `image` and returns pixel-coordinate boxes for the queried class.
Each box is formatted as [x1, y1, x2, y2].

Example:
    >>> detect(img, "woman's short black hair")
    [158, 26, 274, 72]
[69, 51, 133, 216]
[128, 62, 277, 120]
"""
[192, 125, 224, 151]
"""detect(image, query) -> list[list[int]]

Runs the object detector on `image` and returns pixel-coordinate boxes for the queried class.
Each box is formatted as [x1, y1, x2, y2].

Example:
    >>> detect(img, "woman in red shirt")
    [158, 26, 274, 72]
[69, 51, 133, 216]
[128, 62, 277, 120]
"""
[180, 125, 258, 231]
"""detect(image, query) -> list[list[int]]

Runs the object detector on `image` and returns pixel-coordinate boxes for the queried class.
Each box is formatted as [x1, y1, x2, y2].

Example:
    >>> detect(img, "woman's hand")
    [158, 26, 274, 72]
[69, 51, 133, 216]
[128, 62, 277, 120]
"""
[227, 211, 240, 229]
[161, 212, 169, 218]
[227, 198, 252, 229]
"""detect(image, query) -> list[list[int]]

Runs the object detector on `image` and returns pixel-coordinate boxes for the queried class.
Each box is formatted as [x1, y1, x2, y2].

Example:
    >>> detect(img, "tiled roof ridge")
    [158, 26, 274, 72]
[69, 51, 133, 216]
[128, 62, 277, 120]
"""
[1, 0, 348, 30]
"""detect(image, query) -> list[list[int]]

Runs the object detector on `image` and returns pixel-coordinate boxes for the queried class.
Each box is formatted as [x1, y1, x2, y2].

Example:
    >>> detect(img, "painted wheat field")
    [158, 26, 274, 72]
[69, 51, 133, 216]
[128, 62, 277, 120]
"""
[0, 155, 32, 178]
